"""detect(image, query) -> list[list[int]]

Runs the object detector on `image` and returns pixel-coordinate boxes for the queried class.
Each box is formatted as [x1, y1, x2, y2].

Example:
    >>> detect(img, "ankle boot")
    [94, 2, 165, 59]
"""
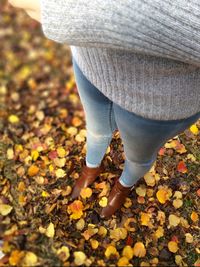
[100, 177, 134, 219]
[70, 161, 104, 200]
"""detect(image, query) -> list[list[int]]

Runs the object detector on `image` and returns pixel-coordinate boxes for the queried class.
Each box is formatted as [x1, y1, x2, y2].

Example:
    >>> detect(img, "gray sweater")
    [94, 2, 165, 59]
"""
[40, 0, 200, 120]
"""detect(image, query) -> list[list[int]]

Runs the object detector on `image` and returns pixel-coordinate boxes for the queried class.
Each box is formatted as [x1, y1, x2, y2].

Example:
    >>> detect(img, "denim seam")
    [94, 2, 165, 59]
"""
[109, 102, 115, 133]
[126, 155, 156, 166]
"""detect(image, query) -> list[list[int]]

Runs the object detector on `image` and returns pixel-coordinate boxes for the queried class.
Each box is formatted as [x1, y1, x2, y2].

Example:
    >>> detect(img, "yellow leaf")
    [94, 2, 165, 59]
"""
[31, 150, 39, 161]
[8, 114, 19, 124]
[55, 168, 66, 178]
[7, 148, 14, 160]
[136, 185, 146, 197]
[45, 222, 55, 238]
[0, 204, 13, 216]
[117, 256, 129, 267]
[22, 251, 38, 266]
[110, 228, 127, 241]
[173, 191, 182, 199]
[140, 212, 151, 226]
[80, 187, 92, 199]
[98, 226, 107, 237]
[169, 214, 181, 227]
[168, 241, 179, 253]
[57, 246, 70, 261]
[190, 124, 199, 135]
[41, 191, 50, 197]
[173, 199, 183, 209]
[191, 211, 199, 222]
[133, 242, 146, 258]
[122, 245, 134, 260]
[185, 233, 193, 243]
[99, 197, 108, 207]
[56, 147, 66, 158]
[155, 226, 164, 238]
[105, 245, 119, 258]
[76, 218, 85, 231]
[90, 239, 99, 249]
[74, 251, 87, 266]
[156, 188, 171, 204]
[144, 172, 156, 187]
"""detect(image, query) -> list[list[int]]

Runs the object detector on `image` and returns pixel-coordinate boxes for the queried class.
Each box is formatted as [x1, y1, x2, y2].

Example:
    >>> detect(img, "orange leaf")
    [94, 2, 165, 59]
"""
[177, 161, 187, 173]
[158, 147, 165, 156]
[190, 211, 199, 222]
[28, 165, 39, 176]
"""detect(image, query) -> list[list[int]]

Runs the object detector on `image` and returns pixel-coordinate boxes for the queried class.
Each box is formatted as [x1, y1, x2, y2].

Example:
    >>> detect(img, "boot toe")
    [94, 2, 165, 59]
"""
[100, 205, 115, 219]
[71, 186, 81, 200]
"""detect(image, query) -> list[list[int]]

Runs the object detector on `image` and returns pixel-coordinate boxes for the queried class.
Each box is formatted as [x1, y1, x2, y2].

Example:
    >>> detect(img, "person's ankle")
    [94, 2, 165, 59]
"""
[86, 160, 101, 168]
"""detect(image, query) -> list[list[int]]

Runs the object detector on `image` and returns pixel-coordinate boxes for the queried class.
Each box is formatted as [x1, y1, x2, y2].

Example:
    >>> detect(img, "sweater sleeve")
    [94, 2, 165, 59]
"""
[40, 0, 200, 66]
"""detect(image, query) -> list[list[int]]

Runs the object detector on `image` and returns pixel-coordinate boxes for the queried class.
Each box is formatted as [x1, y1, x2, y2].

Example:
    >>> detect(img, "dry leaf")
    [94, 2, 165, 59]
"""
[80, 187, 92, 199]
[143, 172, 156, 187]
[57, 246, 70, 261]
[0, 204, 13, 216]
[74, 251, 87, 266]
[117, 257, 129, 267]
[99, 197, 108, 207]
[28, 165, 39, 176]
[168, 241, 179, 253]
[45, 222, 55, 238]
[189, 124, 199, 135]
[122, 245, 134, 260]
[191, 211, 199, 222]
[156, 188, 171, 204]
[140, 212, 151, 226]
[110, 228, 127, 241]
[105, 245, 119, 258]
[133, 242, 146, 258]
[185, 233, 193, 243]
[169, 214, 181, 227]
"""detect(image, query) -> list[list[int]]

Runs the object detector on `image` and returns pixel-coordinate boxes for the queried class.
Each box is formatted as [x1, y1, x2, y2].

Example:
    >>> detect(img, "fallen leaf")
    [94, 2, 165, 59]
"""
[177, 161, 188, 173]
[74, 251, 87, 266]
[110, 228, 127, 241]
[189, 124, 199, 135]
[105, 245, 119, 258]
[190, 211, 199, 222]
[57, 246, 70, 261]
[45, 222, 55, 238]
[0, 204, 13, 216]
[122, 245, 134, 260]
[27, 165, 39, 176]
[133, 242, 146, 258]
[168, 241, 179, 253]
[168, 214, 181, 227]
[185, 233, 193, 243]
[80, 187, 92, 199]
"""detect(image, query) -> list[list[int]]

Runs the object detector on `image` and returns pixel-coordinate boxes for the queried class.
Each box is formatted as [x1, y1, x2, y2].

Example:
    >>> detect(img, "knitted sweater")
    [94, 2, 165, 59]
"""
[40, 0, 200, 120]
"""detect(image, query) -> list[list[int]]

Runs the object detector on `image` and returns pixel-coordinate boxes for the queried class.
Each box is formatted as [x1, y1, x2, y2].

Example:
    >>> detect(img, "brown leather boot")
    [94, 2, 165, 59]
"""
[100, 177, 134, 219]
[70, 161, 104, 200]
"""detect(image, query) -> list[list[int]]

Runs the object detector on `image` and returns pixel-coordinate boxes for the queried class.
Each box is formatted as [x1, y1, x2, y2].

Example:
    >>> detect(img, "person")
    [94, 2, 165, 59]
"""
[8, 0, 200, 219]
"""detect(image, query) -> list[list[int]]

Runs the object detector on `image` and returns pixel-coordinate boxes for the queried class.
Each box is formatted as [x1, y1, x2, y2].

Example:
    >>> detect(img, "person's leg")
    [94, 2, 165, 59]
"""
[72, 57, 117, 167]
[113, 103, 200, 187]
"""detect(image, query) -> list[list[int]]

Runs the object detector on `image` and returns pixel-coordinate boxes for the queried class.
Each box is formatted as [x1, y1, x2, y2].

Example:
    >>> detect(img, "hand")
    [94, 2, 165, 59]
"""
[8, 0, 41, 22]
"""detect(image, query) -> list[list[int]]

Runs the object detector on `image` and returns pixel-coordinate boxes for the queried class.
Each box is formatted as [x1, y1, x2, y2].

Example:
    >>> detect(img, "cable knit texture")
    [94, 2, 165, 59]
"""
[40, 0, 200, 120]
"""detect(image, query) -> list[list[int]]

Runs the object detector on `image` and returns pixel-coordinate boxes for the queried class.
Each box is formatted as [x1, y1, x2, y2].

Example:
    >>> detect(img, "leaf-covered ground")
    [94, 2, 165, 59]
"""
[0, 2, 200, 267]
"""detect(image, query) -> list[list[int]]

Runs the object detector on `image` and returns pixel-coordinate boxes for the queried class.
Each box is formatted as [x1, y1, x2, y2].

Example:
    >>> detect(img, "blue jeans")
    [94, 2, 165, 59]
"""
[72, 57, 200, 187]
